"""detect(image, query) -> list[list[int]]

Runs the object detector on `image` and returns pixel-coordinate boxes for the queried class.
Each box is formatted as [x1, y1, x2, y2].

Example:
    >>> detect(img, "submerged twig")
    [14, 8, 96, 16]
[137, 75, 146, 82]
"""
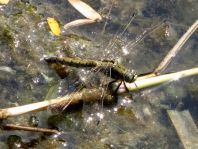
[154, 20, 198, 74]
[0, 88, 113, 119]
[167, 110, 198, 149]
[0, 124, 59, 134]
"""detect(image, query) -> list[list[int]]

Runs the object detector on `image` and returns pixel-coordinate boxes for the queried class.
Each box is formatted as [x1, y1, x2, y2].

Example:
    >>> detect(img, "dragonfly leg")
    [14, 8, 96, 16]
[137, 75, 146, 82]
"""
[123, 81, 129, 92]
[108, 80, 133, 101]
[114, 80, 123, 94]
[115, 80, 130, 94]
[108, 80, 120, 96]
[108, 80, 129, 95]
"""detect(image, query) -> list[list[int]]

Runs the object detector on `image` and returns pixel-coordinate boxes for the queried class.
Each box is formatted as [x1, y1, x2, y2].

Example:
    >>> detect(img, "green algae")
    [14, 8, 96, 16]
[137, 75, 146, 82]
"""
[0, 23, 14, 47]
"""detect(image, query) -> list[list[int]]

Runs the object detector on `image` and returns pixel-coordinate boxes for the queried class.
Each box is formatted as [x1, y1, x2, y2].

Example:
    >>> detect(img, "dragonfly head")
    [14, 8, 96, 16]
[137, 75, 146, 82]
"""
[124, 70, 137, 83]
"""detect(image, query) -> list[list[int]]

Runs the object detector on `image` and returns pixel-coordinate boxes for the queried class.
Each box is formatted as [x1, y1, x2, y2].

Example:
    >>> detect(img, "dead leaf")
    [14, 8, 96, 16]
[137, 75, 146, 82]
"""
[0, 0, 9, 4]
[68, 0, 102, 21]
[64, 19, 95, 30]
[47, 17, 61, 36]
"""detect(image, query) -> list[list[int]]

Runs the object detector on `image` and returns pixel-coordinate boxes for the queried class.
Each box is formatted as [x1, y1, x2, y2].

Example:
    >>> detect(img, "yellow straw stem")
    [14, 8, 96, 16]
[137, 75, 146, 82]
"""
[117, 67, 198, 93]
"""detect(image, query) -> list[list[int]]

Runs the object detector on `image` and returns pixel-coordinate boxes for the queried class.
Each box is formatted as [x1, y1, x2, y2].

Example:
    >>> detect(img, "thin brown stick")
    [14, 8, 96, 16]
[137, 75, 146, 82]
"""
[0, 124, 59, 134]
[154, 20, 198, 74]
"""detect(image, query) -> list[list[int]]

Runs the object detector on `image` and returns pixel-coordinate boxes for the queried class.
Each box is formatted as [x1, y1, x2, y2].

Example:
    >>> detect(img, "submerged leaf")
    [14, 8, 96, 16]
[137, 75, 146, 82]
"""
[0, 0, 9, 5]
[47, 17, 61, 36]
[68, 0, 102, 21]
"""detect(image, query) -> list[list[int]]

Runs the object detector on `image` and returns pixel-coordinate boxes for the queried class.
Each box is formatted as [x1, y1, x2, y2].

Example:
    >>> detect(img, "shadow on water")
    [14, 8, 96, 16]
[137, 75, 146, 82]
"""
[0, 0, 197, 148]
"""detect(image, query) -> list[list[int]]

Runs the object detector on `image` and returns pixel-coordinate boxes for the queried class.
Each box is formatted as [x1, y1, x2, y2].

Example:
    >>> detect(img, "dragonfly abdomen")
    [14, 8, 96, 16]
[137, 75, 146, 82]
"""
[45, 57, 137, 83]
[45, 57, 97, 68]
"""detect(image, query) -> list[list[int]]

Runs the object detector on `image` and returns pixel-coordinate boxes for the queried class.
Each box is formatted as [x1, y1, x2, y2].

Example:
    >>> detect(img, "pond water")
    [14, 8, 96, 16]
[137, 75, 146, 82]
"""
[0, 0, 197, 148]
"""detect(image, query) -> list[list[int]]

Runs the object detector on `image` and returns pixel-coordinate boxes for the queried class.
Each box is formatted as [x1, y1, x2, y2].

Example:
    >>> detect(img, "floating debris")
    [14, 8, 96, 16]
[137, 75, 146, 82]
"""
[47, 17, 61, 36]
[0, 66, 16, 74]
[0, 0, 9, 5]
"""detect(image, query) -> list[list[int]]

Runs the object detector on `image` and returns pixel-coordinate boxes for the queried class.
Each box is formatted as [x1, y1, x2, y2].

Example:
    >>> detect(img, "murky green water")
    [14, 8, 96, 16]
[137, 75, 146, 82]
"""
[0, 0, 197, 148]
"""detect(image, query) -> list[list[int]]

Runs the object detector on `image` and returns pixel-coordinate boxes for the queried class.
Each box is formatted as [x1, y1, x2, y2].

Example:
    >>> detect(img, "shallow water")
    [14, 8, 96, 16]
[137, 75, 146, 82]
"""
[0, 0, 197, 148]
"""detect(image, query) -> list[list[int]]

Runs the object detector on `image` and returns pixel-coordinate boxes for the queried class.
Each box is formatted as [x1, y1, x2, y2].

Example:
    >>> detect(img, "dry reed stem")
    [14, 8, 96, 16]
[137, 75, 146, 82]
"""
[119, 67, 198, 93]
[154, 20, 198, 74]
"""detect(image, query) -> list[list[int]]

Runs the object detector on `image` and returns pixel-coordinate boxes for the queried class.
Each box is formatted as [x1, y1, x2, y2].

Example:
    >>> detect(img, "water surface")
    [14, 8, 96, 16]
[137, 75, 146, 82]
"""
[0, 0, 197, 148]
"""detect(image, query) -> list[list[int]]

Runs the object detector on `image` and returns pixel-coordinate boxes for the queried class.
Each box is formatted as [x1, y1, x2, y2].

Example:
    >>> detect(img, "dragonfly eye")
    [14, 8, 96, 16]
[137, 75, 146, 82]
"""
[124, 70, 137, 83]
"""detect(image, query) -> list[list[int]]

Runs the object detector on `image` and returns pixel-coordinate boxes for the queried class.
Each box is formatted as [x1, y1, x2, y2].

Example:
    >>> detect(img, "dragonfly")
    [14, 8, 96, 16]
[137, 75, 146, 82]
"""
[44, 56, 138, 124]
[44, 56, 138, 99]
[44, 56, 137, 84]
